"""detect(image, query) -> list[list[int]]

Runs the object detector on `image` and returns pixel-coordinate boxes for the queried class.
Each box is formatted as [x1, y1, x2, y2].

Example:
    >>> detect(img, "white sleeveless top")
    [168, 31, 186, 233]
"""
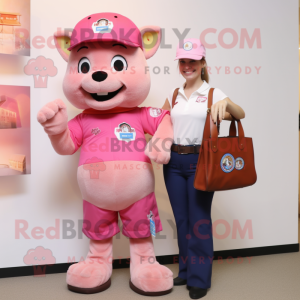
[167, 80, 227, 145]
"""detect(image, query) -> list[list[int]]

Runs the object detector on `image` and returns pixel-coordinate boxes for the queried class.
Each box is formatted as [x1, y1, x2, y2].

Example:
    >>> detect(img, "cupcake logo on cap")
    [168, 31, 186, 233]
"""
[183, 41, 193, 51]
[92, 18, 114, 34]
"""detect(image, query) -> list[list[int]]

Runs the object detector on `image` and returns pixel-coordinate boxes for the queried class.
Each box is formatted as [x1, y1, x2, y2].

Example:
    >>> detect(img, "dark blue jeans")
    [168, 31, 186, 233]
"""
[163, 150, 214, 289]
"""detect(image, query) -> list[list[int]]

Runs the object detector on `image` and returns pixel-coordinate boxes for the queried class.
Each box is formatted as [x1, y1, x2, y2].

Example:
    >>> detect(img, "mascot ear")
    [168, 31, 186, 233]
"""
[54, 30, 72, 62]
[139, 26, 161, 60]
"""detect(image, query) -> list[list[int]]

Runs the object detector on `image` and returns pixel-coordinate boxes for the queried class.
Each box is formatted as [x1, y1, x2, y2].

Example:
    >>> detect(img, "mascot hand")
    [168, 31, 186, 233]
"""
[145, 137, 171, 164]
[37, 99, 68, 136]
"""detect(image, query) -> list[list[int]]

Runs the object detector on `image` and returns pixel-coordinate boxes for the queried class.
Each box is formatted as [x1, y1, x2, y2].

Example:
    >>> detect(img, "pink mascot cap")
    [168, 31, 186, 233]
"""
[67, 12, 143, 51]
[174, 38, 206, 61]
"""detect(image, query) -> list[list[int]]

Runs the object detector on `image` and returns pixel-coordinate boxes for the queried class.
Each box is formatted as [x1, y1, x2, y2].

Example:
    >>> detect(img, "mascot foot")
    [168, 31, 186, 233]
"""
[129, 236, 173, 296]
[68, 278, 111, 294]
[67, 237, 113, 294]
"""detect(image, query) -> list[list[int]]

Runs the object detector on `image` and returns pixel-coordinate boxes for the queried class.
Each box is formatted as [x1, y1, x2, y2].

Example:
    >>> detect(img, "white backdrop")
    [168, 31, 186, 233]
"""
[0, 0, 298, 268]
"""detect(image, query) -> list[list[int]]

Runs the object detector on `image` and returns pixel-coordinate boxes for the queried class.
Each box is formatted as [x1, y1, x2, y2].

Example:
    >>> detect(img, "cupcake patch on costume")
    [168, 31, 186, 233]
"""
[149, 107, 162, 117]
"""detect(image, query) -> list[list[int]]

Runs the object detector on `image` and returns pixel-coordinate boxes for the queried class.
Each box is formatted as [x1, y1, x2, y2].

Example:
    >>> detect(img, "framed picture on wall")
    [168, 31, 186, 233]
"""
[0, 0, 30, 56]
[0, 84, 30, 176]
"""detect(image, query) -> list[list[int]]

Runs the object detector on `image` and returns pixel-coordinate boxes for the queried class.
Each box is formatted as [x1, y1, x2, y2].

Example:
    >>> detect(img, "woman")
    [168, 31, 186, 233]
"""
[162, 38, 245, 299]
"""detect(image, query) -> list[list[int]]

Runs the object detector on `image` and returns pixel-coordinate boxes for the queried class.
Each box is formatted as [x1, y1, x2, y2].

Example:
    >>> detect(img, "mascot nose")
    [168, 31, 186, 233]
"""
[92, 71, 108, 82]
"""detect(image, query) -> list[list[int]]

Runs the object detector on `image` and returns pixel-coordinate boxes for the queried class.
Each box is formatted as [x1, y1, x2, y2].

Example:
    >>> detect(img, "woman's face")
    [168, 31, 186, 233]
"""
[179, 59, 204, 81]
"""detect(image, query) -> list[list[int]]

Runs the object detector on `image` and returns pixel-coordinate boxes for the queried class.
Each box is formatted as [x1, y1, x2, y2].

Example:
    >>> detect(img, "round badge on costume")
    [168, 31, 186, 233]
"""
[92, 18, 114, 34]
[114, 122, 136, 142]
[235, 157, 244, 170]
[149, 107, 162, 117]
[220, 153, 235, 173]
[183, 41, 193, 51]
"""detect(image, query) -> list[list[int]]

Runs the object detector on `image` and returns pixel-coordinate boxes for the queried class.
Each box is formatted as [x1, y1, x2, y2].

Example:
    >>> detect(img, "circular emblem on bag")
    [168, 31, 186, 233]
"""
[235, 157, 244, 170]
[220, 154, 235, 173]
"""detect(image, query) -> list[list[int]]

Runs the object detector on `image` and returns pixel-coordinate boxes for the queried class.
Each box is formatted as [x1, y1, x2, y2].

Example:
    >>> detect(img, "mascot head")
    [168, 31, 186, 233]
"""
[54, 12, 161, 112]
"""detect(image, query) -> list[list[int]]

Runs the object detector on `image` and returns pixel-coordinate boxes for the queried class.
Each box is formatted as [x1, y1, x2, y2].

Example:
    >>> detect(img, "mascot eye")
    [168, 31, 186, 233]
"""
[78, 57, 91, 74]
[111, 55, 127, 72]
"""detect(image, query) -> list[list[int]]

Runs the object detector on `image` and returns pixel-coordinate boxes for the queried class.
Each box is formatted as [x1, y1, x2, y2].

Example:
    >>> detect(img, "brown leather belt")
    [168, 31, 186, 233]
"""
[171, 144, 201, 154]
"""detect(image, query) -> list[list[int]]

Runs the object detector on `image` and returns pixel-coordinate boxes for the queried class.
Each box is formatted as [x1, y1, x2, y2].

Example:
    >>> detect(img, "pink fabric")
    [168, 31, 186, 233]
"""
[174, 38, 206, 61]
[130, 236, 173, 292]
[82, 192, 162, 240]
[67, 107, 170, 166]
[67, 12, 144, 51]
[67, 238, 112, 288]
[77, 161, 155, 211]
[145, 114, 173, 165]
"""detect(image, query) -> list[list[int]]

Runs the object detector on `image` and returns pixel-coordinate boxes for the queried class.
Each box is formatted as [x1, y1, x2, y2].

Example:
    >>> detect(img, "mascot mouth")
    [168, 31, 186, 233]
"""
[90, 85, 124, 102]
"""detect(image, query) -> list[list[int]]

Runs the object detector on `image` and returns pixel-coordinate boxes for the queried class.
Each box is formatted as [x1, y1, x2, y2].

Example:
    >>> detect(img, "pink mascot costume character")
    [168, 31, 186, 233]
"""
[37, 12, 174, 296]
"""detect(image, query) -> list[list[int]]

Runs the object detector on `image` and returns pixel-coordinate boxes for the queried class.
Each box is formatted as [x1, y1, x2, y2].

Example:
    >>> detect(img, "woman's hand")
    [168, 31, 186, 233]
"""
[211, 97, 245, 123]
[211, 99, 228, 123]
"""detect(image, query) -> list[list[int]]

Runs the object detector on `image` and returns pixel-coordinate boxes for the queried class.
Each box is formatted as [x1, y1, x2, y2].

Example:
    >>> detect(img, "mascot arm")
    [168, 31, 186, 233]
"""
[142, 108, 173, 164]
[152, 114, 173, 145]
[48, 129, 76, 155]
[37, 99, 78, 155]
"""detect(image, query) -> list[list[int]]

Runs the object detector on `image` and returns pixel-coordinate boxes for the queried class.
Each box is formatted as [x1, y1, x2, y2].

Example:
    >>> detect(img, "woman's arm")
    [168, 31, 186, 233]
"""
[211, 97, 245, 123]
[162, 98, 171, 111]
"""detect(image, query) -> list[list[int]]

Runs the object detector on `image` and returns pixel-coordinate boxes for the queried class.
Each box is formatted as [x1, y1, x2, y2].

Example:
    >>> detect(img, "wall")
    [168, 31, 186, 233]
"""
[0, 0, 298, 269]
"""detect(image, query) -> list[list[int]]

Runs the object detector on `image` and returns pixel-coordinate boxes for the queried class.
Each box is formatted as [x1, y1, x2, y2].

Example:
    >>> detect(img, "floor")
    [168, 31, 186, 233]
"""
[0, 219, 299, 300]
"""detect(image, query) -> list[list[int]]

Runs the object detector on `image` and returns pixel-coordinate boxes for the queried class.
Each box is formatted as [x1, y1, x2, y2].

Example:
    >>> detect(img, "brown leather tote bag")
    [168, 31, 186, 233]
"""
[193, 88, 257, 191]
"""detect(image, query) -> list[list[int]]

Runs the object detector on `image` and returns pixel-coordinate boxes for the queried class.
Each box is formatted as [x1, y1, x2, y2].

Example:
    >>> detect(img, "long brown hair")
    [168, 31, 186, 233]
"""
[200, 57, 209, 83]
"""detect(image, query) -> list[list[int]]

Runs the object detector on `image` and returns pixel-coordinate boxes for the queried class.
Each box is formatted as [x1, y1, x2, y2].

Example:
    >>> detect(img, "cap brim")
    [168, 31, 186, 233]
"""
[174, 54, 204, 61]
[67, 37, 141, 51]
